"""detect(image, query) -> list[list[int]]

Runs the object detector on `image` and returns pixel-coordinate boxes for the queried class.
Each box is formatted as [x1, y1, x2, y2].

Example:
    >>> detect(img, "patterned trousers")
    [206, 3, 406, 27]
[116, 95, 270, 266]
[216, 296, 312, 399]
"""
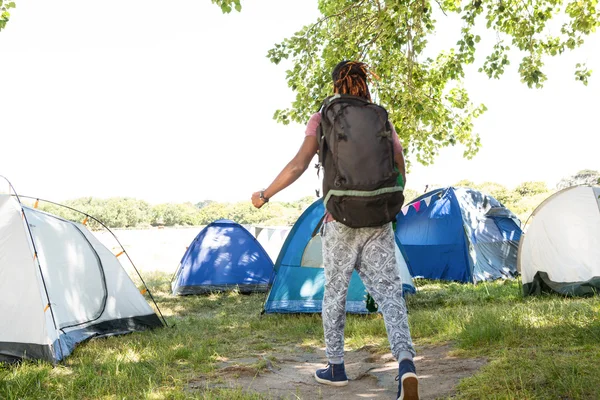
[321, 221, 415, 363]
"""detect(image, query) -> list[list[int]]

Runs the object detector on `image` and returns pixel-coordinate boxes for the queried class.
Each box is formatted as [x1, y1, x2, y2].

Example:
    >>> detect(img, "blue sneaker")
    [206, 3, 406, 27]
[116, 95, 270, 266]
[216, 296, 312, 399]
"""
[396, 359, 419, 400]
[314, 362, 349, 387]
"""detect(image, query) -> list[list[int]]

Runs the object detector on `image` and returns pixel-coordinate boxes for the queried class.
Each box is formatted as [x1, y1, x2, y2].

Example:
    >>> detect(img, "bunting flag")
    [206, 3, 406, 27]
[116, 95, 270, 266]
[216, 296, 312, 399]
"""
[424, 196, 433, 208]
[413, 201, 421, 213]
[401, 206, 409, 216]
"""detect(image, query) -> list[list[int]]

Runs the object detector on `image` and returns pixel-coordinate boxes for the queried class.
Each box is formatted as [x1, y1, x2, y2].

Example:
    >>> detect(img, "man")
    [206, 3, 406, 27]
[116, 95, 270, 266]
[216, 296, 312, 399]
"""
[251, 60, 419, 400]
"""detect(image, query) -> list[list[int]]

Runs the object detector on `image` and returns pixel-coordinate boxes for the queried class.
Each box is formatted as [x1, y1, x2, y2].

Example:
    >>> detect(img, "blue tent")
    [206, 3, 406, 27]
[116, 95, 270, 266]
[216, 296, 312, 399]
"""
[263, 199, 416, 314]
[171, 220, 274, 295]
[395, 187, 522, 283]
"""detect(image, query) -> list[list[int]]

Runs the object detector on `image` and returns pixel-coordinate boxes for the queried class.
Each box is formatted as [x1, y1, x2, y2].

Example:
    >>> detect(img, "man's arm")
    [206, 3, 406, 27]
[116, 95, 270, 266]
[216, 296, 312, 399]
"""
[389, 122, 407, 187]
[251, 135, 318, 208]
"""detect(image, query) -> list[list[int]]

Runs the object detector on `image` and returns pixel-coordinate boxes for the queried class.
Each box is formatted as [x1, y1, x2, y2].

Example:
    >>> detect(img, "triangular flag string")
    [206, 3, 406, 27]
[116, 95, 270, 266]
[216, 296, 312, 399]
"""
[424, 196, 432, 208]
[401, 206, 409, 216]
[413, 201, 421, 213]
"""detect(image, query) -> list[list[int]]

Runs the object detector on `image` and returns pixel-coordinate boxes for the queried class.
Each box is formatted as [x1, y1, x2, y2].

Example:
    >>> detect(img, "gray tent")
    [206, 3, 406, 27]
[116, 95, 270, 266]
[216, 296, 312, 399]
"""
[0, 194, 163, 363]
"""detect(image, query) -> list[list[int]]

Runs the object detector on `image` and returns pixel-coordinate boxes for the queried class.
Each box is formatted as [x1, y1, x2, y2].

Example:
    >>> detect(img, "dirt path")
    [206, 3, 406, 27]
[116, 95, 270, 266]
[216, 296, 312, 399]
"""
[190, 343, 487, 399]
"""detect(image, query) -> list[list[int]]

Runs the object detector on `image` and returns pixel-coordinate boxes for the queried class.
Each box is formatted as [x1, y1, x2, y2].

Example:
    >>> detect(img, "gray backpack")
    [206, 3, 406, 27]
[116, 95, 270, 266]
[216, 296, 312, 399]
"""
[316, 94, 405, 228]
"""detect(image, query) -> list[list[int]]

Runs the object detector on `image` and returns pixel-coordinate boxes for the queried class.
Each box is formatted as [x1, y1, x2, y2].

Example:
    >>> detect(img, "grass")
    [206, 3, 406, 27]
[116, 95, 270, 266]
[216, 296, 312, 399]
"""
[2, 274, 600, 399]
[407, 279, 600, 399]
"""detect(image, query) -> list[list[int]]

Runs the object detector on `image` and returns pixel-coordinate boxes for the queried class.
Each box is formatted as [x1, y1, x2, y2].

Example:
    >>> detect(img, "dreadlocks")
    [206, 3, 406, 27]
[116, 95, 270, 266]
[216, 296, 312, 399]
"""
[331, 60, 372, 101]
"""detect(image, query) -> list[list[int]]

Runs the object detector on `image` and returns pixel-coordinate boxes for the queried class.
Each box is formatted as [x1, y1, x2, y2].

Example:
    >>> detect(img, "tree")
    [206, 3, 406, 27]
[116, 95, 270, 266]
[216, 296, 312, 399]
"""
[214, 1, 599, 168]
[469, 181, 515, 205]
[0, 1, 16, 32]
[556, 169, 600, 189]
[403, 188, 420, 203]
[196, 201, 231, 225]
[453, 179, 477, 188]
[195, 200, 216, 209]
[293, 195, 318, 210]
[514, 181, 549, 197]
[152, 203, 201, 226]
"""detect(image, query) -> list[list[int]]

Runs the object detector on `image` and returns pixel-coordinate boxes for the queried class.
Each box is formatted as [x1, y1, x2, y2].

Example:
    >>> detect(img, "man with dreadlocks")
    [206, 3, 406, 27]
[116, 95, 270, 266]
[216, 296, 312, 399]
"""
[252, 60, 419, 400]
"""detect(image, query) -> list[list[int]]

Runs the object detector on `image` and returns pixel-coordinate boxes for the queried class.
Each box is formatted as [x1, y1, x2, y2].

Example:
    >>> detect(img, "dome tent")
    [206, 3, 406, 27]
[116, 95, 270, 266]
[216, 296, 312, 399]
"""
[519, 185, 600, 296]
[263, 199, 415, 314]
[172, 219, 274, 295]
[0, 193, 163, 363]
[395, 187, 522, 283]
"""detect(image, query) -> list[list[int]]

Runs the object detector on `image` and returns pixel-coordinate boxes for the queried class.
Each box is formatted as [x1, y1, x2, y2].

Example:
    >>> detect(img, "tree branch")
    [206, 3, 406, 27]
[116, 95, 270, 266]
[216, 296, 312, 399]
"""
[433, 0, 448, 16]
[305, 0, 369, 37]
[358, 17, 382, 59]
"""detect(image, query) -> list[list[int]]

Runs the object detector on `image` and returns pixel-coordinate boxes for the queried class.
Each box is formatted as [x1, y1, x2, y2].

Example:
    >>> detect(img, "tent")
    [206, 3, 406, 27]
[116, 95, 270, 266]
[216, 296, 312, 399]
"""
[255, 226, 291, 266]
[519, 185, 600, 296]
[263, 199, 416, 314]
[395, 187, 522, 283]
[171, 219, 274, 295]
[0, 194, 163, 363]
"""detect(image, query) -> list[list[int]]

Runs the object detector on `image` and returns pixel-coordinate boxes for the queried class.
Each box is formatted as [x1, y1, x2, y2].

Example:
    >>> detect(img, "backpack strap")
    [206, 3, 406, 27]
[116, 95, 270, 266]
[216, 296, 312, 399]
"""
[379, 119, 392, 138]
[316, 97, 332, 171]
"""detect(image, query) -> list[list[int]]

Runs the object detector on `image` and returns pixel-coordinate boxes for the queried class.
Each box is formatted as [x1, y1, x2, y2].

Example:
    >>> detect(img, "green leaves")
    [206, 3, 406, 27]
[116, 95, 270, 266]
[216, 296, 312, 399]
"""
[213, 0, 598, 167]
[515, 181, 549, 197]
[211, 0, 241, 13]
[271, 0, 489, 167]
[479, 42, 511, 79]
[467, 0, 599, 88]
[0, 0, 15, 32]
[519, 56, 548, 88]
[575, 63, 593, 85]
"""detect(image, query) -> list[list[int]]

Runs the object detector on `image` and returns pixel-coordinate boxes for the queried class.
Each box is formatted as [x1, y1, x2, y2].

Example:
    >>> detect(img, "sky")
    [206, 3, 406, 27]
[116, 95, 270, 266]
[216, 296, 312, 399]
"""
[0, 0, 598, 204]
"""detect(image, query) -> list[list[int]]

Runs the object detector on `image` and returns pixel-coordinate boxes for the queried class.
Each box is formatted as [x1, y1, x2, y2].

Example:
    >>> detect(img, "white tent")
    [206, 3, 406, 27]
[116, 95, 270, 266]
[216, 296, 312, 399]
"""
[518, 185, 600, 296]
[0, 195, 163, 363]
[255, 226, 291, 263]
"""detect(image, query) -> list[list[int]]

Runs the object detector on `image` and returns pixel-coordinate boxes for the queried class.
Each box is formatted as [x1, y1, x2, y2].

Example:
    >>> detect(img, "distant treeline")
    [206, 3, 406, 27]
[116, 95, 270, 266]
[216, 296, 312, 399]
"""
[36, 170, 599, 230]
[37, 196, 316, 230]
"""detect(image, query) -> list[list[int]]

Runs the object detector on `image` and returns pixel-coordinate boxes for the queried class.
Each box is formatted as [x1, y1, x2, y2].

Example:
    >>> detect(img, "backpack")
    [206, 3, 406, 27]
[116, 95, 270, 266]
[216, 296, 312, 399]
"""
[316, 94, 405, 228]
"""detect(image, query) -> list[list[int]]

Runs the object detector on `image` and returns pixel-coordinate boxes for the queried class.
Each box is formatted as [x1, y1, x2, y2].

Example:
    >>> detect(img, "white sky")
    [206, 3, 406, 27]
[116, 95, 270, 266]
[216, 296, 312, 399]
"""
[0, 0, 598, 204]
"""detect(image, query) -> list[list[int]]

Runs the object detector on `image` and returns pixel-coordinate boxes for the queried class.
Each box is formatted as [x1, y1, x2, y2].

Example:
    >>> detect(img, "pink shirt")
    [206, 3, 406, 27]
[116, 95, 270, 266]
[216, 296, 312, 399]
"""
[305, 112, 404, 223]
[305, 112, 403, 155]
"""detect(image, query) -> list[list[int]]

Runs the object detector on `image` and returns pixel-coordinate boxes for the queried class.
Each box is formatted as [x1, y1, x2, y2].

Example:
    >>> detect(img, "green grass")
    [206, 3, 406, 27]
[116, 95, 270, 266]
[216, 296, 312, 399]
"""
[408, 279, 600, 399]
[2, 274, 600, 399]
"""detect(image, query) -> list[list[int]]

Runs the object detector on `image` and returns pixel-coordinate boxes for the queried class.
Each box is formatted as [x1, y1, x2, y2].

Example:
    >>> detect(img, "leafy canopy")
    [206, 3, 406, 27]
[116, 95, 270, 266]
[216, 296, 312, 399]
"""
[0, 1, 16, 32]
[214, 0, 598, 167]
[211, 0, 242, 13]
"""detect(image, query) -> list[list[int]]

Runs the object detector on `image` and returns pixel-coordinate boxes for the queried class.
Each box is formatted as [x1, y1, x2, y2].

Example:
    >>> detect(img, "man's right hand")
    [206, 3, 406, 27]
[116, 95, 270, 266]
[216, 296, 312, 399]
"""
[251, 192, 266, 209]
